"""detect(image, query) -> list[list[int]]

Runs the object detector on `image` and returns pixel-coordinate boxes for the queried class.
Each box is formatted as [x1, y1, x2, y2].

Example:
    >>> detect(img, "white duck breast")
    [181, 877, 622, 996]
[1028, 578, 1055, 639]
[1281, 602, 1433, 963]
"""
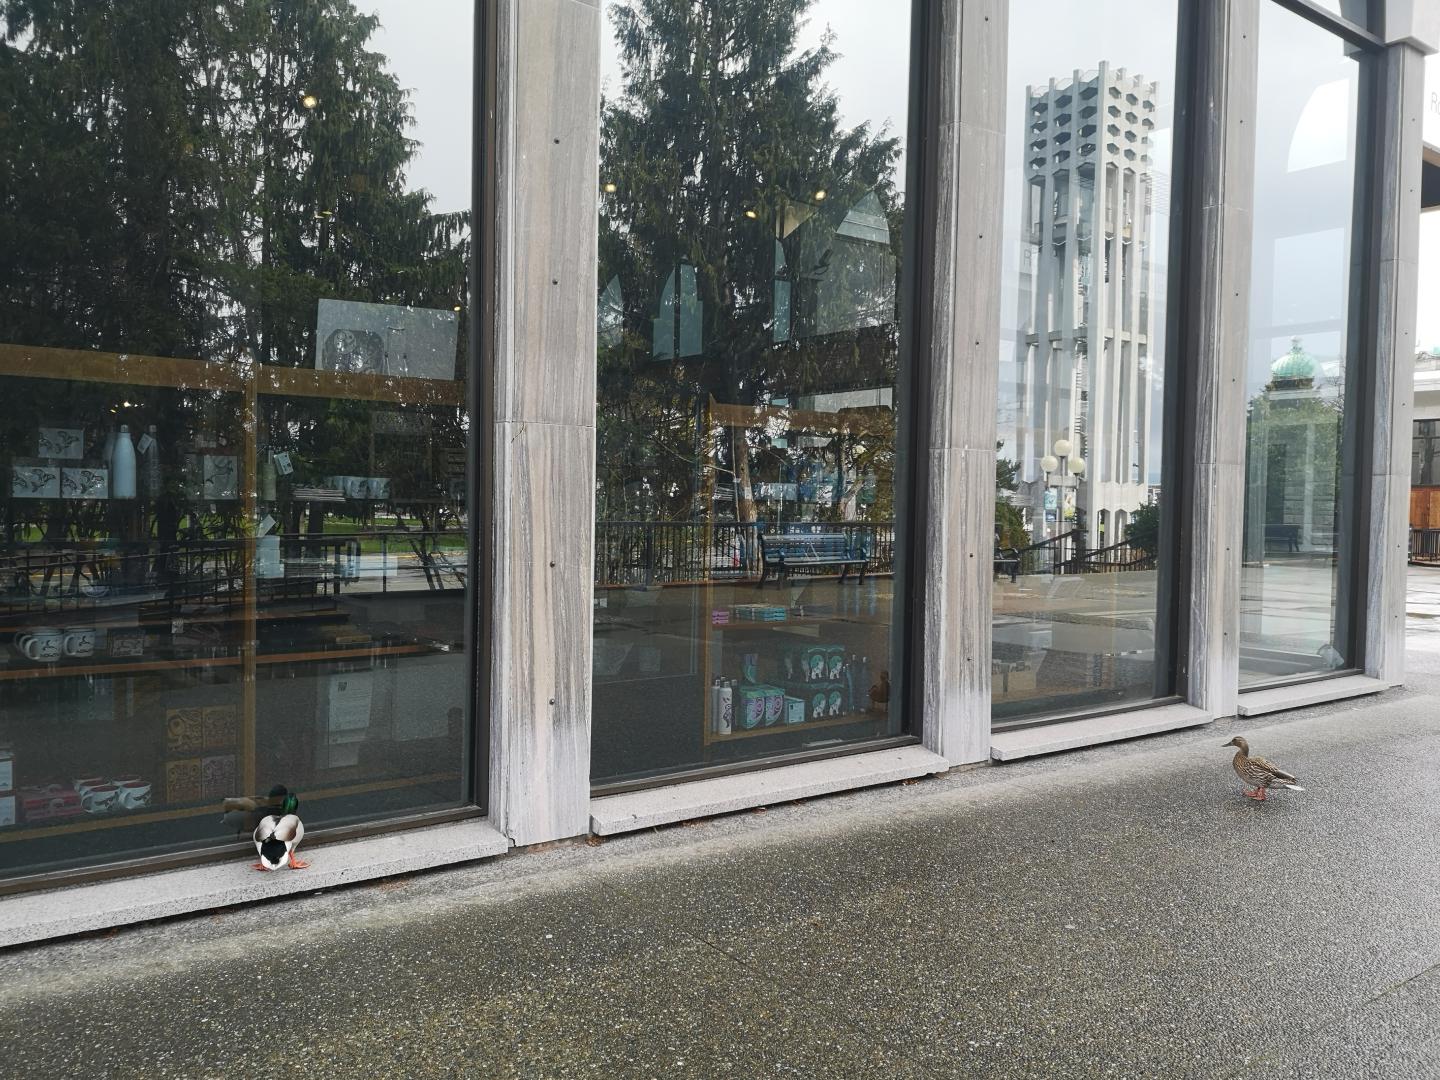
[253, 813, 305, 870]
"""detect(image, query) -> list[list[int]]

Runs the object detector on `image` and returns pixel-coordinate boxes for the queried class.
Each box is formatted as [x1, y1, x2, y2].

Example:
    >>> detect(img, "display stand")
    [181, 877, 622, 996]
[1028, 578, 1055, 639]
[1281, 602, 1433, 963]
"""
[0, 343, 466, 844]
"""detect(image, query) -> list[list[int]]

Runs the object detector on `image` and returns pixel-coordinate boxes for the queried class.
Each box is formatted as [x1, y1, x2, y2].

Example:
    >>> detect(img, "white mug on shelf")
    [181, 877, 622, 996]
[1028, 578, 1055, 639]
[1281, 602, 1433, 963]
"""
[17, 627, 63, 662]
[62, 627, 95, 658]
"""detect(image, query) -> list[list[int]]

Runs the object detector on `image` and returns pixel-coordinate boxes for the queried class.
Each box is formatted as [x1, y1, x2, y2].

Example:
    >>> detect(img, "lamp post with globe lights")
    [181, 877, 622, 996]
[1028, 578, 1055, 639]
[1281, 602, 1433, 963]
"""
[1039, 437, 1086, 566]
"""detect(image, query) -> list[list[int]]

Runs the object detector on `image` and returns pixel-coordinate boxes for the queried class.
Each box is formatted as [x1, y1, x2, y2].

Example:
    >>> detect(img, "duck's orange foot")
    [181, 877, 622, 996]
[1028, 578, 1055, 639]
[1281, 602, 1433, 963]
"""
[251, 862, 270, 871]
[288, 854, 309, 870]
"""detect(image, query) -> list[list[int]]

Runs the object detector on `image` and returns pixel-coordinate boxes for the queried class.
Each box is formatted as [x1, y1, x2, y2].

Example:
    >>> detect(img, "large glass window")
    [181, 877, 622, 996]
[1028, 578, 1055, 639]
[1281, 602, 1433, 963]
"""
[591, 0, 914, 787]
[994, 1, 1178, 722]
[1239, 3, 1369, 687]
[0, 1, 476, 880]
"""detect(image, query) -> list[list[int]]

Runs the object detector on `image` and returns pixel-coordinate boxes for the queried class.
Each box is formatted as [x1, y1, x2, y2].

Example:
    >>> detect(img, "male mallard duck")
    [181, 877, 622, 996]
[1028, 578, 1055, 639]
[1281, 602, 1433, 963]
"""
[222, 784, 295, 837]
[253, 811, 308, 871]
[1224, 736, 1304, 801]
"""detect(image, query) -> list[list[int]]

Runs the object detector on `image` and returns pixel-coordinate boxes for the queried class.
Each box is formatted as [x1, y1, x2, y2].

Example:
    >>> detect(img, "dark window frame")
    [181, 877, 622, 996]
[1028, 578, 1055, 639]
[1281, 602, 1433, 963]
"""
[991, 0, 1201, 732]
[0, 0, 494, 895]
[588, 0, 936, 796]
[1237, 0, 1385, 696]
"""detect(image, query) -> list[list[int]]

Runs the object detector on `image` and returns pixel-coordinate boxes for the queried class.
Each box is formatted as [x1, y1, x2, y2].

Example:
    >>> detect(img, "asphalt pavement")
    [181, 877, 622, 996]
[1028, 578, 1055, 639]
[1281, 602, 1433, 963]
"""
[4, 576, 1440, 1078]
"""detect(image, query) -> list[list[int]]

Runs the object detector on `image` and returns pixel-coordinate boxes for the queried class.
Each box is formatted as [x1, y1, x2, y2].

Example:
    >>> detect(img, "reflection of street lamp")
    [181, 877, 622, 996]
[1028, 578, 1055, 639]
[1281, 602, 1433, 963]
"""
[1039, 438, 1085, 547]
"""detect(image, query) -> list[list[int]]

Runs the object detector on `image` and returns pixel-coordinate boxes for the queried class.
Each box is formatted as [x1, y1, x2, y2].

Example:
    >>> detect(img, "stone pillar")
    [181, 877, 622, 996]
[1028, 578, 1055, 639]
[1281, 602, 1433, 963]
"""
[1180, 0, 1260, 719]
[918, 0, 1007, 765]
[486, 0, 601, 845]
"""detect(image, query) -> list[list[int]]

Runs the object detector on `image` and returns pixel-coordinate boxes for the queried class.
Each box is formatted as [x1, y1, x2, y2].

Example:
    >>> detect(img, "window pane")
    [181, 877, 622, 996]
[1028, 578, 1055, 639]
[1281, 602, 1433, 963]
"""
[1240, 4, 1365, 686]
[0, 1, 474, 878]
[994, 1, 1178, 721]
[592, 0, 914, 786]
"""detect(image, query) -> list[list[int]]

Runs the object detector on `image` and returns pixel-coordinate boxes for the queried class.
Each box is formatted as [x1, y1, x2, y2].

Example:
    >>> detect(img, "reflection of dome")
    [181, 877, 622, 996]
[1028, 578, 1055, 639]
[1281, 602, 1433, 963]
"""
[1271, 337, 1317, 384]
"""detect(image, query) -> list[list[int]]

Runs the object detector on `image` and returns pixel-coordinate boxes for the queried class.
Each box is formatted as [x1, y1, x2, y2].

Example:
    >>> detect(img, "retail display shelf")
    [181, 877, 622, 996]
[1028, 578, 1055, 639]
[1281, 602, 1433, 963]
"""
[0, 772, 460, 844]
[709, 712, 886, 741]
[0, 641, 441, 682]
[712, 614, 886, 632]
[0, 655, 242, 683]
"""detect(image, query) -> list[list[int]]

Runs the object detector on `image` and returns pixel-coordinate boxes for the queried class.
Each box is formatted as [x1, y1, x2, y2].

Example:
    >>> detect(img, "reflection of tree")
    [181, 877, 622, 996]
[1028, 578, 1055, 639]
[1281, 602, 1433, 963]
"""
[597, 0, 903, 525]
[1243, 370, 1343, 559]
[0, 1, 468, 539]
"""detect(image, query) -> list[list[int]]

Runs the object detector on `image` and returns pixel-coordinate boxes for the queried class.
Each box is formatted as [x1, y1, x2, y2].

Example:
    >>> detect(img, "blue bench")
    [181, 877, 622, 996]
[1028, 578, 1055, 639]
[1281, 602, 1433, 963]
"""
[758, 531, 868, 586]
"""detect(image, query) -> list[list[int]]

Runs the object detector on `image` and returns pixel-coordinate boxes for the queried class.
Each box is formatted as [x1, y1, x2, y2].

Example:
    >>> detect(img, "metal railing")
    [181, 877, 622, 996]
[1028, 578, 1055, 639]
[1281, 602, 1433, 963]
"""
[1410, 527, 1440, 565]
[595, 520, 896, 588]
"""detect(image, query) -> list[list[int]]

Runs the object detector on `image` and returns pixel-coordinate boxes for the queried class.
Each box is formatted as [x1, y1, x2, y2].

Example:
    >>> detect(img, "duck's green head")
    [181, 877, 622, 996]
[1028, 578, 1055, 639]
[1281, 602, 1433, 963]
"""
[280, 792, 299, 815]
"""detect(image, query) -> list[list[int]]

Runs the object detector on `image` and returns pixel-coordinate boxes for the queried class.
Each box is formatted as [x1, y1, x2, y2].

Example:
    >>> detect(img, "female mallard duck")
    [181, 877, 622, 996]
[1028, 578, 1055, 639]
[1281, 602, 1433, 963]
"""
[1224, 736, 1304, 801]
[252, 810, 308, 871]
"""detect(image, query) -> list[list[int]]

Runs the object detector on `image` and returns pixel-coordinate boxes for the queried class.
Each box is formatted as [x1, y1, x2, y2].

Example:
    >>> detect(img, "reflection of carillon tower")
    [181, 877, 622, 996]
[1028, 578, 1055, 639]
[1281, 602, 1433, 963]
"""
[1015, 63, 1159, 547]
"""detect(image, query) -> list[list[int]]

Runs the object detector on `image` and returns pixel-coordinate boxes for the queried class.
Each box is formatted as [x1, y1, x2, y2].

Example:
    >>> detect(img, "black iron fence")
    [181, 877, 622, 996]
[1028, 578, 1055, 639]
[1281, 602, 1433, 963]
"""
[595, 520, 896, 587]
[1411, 527, 1440, 565]
[994, 529, 1155, 579]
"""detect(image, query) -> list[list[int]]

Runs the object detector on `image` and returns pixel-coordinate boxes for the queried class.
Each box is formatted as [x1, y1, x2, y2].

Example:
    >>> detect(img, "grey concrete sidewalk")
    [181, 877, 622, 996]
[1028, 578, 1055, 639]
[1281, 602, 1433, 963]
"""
[4, 598, 1440, 1077]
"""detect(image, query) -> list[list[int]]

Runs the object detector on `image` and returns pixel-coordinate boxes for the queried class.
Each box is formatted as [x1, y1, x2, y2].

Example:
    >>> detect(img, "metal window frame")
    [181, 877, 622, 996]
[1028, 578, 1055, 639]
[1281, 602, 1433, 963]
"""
[1238, 0, 1386, 697]
[586, 0, 938, 795]
[0, 0, 493, 895]
[987, 0, 1204, 732]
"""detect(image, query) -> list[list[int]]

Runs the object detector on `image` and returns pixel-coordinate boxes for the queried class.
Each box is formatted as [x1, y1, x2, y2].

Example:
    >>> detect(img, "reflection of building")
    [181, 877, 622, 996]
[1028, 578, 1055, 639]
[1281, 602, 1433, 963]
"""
[1243, 339, 1340, 561]
[1013, 63, 1160, 547]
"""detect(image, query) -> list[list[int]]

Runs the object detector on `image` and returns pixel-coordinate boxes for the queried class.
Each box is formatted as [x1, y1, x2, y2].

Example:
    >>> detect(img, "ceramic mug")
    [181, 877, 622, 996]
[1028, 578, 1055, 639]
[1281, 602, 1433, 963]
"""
[62, 626, 95, 658]
[115, 779, 151, 809]
[81, 784, 119, 813]
[18, 627, 63, 662]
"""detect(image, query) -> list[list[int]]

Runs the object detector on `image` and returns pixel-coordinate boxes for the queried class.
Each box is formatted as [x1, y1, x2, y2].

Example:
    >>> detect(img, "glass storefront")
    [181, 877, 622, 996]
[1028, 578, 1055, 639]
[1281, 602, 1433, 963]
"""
[993, 0, 1179, 722]
[591, 0, 915, 787]
[1239, 1, 1367, 688]
[0, 1, 477, 879]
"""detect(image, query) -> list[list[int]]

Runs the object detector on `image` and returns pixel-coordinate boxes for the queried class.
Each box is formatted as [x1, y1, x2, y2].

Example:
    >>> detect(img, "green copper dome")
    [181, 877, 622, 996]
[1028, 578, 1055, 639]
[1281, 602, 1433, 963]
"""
[1271, 337, 1317, 382]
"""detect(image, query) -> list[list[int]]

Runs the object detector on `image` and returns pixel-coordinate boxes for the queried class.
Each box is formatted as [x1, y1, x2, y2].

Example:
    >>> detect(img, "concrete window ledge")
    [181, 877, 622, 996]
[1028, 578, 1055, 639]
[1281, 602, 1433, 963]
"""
[1236, 674, 1388, 717]
[991, 702, 1213, 761]
[0, 818, 509, 950]
[589, 745, 950, 836]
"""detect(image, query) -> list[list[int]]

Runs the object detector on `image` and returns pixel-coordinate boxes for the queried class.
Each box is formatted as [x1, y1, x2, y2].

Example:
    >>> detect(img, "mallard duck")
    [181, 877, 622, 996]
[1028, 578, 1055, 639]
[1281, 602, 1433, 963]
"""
[222, 784, 295, 837]
[253, 811, 308, 871]
[1224, 736, 1304, 801]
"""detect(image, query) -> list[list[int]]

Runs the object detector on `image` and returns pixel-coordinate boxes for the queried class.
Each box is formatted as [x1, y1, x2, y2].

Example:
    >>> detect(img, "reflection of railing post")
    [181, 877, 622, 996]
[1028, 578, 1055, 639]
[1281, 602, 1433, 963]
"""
[382, 533, 387, 593]
[643, 522, 654, 588]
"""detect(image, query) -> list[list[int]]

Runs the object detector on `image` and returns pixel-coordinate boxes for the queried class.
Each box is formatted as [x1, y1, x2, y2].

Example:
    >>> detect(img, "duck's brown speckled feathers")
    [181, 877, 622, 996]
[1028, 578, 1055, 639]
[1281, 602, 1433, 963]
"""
[1224, 735, 1304, 799]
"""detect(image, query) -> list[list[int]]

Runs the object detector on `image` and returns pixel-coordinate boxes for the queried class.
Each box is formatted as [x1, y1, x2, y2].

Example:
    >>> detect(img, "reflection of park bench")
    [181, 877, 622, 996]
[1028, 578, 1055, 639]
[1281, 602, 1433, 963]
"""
[758, 532, 867, 586]
[1264, 524, 1301, 553]
[994, 546, 1020, 582]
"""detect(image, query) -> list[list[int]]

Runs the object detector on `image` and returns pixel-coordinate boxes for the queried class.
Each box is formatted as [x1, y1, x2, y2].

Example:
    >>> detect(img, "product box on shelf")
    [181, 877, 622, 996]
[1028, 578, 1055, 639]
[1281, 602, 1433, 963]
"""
[201, 754, 236, 800]
[0, 793, 14, 827]
[11, 460, 60, 499]
[166, 708, 205, 754]
[736, 686, 767, 730]
[203, 705, 240, 749]
[36, 427, 84, 459]
[19, 785, 83, 823]
[0, 745, 12, 791]
[165, 758, 203, 803]
[60, 465, 108, 500]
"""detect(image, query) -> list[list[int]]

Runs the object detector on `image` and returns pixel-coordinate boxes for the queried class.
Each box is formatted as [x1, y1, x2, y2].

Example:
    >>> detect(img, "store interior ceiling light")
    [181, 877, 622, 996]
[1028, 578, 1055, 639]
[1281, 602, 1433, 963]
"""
[744, 209, 758, 219]
[300, 92, 319, 109]
[603, 181, 617, 193]
[814, 189, 826, 201]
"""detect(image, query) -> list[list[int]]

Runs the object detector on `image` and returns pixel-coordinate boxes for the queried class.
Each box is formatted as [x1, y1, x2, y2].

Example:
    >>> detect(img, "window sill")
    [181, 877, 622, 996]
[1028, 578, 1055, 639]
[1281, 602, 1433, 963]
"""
[1236, 674, 1387, 717]
[0, 818, 510, 949]
[589, 745, 950, 836]
[990, 701, 1212, 761]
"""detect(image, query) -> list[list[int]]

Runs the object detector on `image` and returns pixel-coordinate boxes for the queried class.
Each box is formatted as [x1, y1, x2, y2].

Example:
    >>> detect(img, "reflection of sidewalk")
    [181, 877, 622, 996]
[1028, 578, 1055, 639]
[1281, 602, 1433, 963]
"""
[6, 665, 1439, 1075]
